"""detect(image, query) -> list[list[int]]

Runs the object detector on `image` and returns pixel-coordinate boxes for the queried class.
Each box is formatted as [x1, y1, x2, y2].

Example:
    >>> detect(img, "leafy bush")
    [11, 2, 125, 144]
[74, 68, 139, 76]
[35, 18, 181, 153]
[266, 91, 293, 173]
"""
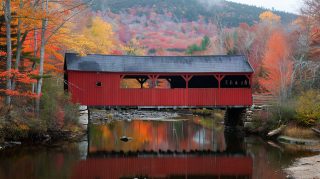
[250, 101, 296, 132]
[250, 108, 277, 132]
[40, 78, 79, 130]
[272, 102, 296, 124]
[295, 90, 320, 126]
[64, 101, 80, 125]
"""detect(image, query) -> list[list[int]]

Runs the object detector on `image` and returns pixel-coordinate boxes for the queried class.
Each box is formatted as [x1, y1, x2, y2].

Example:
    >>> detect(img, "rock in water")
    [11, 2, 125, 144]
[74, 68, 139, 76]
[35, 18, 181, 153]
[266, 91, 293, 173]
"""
[120, 136, 133, 142]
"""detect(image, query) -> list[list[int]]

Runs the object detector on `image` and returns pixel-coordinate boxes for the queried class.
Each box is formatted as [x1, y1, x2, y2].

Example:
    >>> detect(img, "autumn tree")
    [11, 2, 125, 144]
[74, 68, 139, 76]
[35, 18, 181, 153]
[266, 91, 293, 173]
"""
[259, 11, 281, 23]
[3, 0, 12, 105]
[301, 0, 320, 24]
[286, 0, 320, 93]
[61, 16, 115, 56]
[122, 38, 145, 55]
[0, 0, 91, 115]
[259, 30, 293, 100]
[30, 0, 91, 113]
[0, 1, 43, 112]
[301, 0, 320, 61]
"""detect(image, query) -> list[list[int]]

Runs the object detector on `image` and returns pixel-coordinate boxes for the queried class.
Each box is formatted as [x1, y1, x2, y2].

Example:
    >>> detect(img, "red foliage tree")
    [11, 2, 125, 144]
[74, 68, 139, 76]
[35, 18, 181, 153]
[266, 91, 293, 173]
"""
[259, 30, 293, 99]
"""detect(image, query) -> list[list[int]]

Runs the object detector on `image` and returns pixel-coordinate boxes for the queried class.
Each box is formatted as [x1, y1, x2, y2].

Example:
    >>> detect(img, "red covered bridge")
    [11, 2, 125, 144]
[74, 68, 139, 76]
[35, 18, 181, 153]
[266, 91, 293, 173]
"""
[64, 53, 254, 108]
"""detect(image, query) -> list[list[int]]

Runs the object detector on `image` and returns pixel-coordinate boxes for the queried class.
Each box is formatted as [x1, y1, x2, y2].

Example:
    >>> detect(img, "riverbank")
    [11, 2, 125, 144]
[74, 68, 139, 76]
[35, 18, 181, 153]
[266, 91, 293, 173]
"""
[245, 107, 320, 178]
[286, 154, 320, 179]
[0, 119, 86, 150]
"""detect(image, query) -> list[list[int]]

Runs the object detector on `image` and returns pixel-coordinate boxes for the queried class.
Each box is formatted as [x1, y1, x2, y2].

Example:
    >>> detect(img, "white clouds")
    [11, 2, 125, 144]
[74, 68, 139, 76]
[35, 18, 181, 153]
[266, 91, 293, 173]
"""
[226, 0, 304, 14]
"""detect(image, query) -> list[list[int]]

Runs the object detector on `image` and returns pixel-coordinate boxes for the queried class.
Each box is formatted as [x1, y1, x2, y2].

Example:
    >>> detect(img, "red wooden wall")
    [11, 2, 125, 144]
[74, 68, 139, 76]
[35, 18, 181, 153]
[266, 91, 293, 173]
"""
[67, 71, 253, 107]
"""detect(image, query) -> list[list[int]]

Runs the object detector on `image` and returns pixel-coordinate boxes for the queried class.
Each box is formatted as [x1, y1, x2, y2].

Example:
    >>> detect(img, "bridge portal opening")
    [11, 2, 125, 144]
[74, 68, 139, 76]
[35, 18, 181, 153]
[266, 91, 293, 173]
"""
[221, 75, 250, 88]
[120, 75, 149, 88]
[158, 75, 186, 88]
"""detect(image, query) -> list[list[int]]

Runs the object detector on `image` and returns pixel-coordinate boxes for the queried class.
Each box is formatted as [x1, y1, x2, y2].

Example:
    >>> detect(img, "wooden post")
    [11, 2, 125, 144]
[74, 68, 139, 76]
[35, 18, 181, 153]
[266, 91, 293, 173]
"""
[87, 106, 91, 156]
[182, 75, 192, 88]
[245, 75, 251, 87]
[214, 74, 225, 105]
[182, 75, 192, 106]
[148, 75, 159, 88]
[136, 78, 147, 88]
[166, 78, 172, 88]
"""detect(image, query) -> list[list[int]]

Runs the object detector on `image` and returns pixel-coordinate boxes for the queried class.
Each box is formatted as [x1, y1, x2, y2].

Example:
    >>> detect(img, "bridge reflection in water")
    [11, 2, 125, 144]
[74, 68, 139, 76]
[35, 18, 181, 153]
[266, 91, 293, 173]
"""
[72, 155, 252, 179]
[72, 119, 253, 179]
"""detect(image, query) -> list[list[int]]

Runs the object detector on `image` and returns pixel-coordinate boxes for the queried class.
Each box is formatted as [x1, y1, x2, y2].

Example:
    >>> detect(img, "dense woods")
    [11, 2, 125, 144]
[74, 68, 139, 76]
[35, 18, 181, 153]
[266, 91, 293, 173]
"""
[91, 0, 296, 26]
[0, 0, 320, 141]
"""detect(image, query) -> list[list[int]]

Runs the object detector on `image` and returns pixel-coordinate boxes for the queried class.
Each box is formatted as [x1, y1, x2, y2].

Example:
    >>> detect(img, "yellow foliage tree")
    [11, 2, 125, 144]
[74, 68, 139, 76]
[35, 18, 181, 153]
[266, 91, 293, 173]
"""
[259, 11, 281, 23]
[61, 16, 116, 55]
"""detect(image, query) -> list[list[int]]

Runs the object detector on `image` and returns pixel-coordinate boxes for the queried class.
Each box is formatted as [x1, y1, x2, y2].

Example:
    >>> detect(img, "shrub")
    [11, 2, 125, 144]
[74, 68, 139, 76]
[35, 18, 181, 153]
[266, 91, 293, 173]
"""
[64, 100, 80, 125]
[296, 90, 320, 126]
[40, 78, 79, 130]
[264, 100, 297, 129]
[249, 101, 296, 133]
[272, 102, 296, 124]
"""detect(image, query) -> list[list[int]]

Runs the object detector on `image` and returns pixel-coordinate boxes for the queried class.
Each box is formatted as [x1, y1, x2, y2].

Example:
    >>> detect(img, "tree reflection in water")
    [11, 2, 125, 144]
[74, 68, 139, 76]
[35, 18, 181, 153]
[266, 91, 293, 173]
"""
[80, 117, 251, 179]
[88, 117, 235, 153]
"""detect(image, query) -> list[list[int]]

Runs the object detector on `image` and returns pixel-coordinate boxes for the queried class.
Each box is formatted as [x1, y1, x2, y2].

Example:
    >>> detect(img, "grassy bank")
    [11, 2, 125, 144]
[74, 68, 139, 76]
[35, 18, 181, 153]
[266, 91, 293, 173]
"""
[283, 125, 319, 139]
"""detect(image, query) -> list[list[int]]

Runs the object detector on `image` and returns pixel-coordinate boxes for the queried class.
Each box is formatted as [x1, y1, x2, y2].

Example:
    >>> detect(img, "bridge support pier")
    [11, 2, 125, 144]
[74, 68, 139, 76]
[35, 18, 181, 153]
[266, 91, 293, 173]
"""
[224, 108, 246, 127]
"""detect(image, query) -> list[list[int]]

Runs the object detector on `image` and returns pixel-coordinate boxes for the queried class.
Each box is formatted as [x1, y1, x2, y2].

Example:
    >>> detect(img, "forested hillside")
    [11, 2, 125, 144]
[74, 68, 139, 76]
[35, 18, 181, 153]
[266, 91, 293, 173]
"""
[91, 0, 297, 27]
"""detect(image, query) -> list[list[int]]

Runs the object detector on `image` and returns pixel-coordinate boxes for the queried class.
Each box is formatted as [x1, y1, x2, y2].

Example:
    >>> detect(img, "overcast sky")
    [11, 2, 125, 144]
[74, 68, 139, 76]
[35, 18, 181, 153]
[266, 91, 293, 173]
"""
[227, 0, 303, 14]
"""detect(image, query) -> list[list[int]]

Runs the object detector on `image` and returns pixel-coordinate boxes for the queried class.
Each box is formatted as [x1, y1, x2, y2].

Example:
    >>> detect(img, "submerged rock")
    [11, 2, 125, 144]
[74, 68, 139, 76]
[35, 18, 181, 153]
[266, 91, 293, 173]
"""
[120, 136, 133, 142]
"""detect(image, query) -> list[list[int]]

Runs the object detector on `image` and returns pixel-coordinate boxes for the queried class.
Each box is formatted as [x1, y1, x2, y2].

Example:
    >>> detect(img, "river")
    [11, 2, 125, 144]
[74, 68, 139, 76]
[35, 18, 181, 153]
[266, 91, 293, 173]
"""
[0, 115, 318, 179]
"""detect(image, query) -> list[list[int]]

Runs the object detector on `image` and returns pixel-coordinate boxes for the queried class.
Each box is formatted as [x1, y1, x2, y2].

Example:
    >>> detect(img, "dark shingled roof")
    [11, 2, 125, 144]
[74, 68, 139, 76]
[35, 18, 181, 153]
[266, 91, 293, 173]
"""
[64, 53, 254, 73]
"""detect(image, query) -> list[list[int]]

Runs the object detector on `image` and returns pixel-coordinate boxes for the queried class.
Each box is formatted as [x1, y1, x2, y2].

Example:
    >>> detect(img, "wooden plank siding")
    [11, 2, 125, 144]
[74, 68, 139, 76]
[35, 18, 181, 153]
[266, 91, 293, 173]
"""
[68, 71, 253, 107]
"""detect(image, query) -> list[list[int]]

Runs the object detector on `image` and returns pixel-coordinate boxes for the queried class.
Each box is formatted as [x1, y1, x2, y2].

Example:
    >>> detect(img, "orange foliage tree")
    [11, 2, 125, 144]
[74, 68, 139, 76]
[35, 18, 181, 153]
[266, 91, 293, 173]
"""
[259, 30, 293, 100]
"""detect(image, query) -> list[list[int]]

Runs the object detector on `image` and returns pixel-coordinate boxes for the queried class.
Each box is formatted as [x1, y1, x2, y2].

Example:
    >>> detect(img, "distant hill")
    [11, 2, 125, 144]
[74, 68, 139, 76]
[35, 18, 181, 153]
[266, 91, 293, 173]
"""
[90, 0, 297, 27]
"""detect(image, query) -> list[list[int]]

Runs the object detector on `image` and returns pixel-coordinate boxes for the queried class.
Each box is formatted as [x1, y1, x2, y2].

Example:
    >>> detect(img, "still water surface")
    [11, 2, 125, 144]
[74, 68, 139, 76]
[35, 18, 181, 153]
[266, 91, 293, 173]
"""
[0, 115, 318, 179]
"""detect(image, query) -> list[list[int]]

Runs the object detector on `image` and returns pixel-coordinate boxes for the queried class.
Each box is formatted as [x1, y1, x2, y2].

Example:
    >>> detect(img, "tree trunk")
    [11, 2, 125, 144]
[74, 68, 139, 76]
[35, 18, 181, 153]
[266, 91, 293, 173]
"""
[12, 0, 27, 90]
[31, 0, 39, 94]
[32, 28, 37, 93]
[36, 0, 48, 113]
[4, 0, 12, 105]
